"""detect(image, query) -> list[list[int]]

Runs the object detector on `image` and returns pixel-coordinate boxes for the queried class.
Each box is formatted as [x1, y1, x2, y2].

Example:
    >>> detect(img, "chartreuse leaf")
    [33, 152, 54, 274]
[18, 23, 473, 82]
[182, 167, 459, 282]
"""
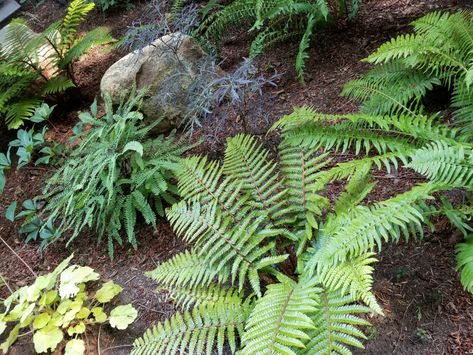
[68, 321, 86, 335]
[65, 339, 86, 355]
[91, 307, 107, 323]
[109, 304, 138, 330]
[94, 280, 123, 303]
[33, 313, 51, 329]
[59, 265, 99, 299]
[32, 324, 63, 353]
[0, 319, 6, 335]
[0, 324, 20, 353]
[76, 307, 91, 319]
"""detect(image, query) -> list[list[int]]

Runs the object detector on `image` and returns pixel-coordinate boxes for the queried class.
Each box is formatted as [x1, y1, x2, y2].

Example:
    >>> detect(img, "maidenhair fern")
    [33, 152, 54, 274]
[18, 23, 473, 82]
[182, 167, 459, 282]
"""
[200, 0, 363, 82]
[133, 126, 442, 353]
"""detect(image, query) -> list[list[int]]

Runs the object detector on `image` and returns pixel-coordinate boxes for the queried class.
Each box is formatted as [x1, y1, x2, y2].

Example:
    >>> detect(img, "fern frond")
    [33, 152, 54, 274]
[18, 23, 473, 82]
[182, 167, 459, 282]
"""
[61, 0, 95, 47]
[302, 288, 370, 354]
[314, 183, 436, 267]
[223, 134, 285, 224]
[456, 237, 473, 293]
[365, 34, 420, 64]
[167, 284, 244, 310]
[241, 279, 320, 354]
[407, 141, 473, 188]
[146, 250, 228, 292]
[132, 297, 253, 355]
[40, 75, 75, 95]
[315, 253, 382, 314]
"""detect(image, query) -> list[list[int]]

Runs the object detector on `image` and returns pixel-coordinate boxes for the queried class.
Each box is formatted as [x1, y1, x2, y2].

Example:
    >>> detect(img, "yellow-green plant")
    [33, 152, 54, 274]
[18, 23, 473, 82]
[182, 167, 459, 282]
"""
[0, 255, 137, 354]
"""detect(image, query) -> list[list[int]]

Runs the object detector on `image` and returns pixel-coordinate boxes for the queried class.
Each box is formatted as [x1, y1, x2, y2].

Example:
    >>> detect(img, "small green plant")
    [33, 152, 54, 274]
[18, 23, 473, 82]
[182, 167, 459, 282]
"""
[0, 103, 58, 193]
[416, 327, 431, 341]
[0, 0, 114, 128]
[0, 255, 138, 354]
[200, 0, 362, 82]
[19, 94, 193, 257]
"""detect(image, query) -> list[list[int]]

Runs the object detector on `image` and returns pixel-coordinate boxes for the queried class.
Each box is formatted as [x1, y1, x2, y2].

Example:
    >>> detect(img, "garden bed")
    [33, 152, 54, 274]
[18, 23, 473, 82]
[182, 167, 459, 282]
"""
[1, 0, 472, 353]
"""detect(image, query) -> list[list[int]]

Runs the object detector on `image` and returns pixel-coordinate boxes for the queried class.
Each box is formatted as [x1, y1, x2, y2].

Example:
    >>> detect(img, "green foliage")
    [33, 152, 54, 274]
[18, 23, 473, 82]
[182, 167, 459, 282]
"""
[200, 0, 362, 82]
[342, 11, 473, 138]
[456, 236, 473, 293]
[133, 128, 443, 354]
[0, 255, 137, 354]
[22, 95, 193, 257]
[0, 0, 114, 128]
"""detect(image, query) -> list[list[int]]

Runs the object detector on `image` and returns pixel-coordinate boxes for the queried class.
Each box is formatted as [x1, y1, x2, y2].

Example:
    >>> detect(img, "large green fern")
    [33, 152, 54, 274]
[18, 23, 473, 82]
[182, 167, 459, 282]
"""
[133, 126, 443, 353]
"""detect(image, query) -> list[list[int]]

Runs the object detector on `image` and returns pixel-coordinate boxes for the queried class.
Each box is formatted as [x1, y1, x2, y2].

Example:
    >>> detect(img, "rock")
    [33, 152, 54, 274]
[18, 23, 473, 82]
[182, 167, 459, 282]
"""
[100, 33, 211, 131]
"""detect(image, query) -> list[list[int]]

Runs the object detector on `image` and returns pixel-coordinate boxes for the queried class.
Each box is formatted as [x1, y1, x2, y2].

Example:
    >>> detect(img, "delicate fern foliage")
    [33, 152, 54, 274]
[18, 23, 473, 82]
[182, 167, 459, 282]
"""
[132, 123, 455, 353]
[303, 288, 371, 354]
[132, 297, 253, 355]
[343, 10, 473, 139]
[0, 0, 114, 128]
[201, 0, 363, 81]
[24, 94, 192, 257]
[456, 236, 473, 293]
[241, 278, 320, 354]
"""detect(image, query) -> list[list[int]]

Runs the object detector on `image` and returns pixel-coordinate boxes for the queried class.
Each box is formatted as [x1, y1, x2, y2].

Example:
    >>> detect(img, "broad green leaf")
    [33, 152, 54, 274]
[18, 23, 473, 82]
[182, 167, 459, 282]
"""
[122, 141, 143, 156]
[76, 307, 90, 319]
[5, 201, 16, 221]
[65, 339, 85, 355]
[109, 304, 138, 330]
[91, 307, 107, 323]
[33, 324, 63, 353]
[39, 290, 58, 306]
[59, 265, 99, 299]
[33, 313, 51, 330]
[67, 321, 86, 336]
[94, 280, 123, 303]
[57, 299, 73, 314]
[0, 324, 20, 353]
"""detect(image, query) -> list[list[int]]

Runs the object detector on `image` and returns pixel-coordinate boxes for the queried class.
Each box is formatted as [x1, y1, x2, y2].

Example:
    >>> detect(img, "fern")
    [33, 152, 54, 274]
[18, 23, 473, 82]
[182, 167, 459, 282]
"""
[0, 0, 114, 128]
[134, 121, 452, 353]
[302, 288, 371, 354]
[132, 297, 253, 355]
[343, 10, 473, 139]
[201, 0, 363, 81]
[456, 236, 473, 293]
[241, 278, 320, 354]
[25, 94, 193, 257]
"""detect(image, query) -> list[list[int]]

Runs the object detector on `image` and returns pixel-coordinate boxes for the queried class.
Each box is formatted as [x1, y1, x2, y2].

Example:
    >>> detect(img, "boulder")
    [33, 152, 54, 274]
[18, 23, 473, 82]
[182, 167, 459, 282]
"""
[100, 33, 211, 131]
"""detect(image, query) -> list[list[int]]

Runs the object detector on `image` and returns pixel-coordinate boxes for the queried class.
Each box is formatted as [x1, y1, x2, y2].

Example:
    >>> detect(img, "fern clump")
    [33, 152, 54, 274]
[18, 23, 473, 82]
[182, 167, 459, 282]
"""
[342, 10, 473, 138]
[132, 125, 443, 354]
[0, 0, 114, 128]
[21, 94, 193, 257]
[273, 101, 473, 294]
[200, 0, 362, 82]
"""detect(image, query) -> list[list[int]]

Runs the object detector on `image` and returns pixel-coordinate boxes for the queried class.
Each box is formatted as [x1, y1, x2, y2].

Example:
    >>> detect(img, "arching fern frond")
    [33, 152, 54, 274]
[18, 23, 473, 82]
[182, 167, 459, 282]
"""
[456, 236, 473, 293]
[302, 288, 371, 354]
[407, 141, 473, 188]
[132, 297, 253, 355]
[241, 279, 320, 354]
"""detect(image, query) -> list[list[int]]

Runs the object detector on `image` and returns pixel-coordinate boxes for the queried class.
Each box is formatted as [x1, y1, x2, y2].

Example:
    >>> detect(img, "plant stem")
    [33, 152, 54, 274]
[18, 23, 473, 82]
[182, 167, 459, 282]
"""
[0, 236, 37, 277]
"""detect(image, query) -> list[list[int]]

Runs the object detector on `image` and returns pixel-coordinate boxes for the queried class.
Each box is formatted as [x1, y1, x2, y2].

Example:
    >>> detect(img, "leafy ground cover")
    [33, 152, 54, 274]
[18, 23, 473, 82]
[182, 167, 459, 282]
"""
[1, 0, 472, 353]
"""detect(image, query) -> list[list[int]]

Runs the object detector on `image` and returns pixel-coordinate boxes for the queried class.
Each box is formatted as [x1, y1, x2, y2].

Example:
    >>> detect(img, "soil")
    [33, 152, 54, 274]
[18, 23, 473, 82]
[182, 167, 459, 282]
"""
[1, 0, 473, 354]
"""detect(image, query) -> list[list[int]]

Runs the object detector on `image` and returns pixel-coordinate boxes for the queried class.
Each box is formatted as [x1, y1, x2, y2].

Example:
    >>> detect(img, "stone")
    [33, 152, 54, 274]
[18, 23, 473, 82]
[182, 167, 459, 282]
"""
[100, 33, 211, 131]
[0, 0, 20, 27]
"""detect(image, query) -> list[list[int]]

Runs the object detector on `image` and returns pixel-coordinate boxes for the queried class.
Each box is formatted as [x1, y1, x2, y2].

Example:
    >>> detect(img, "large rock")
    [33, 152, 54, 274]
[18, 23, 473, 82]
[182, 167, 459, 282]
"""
[101, 33, 211, 131]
